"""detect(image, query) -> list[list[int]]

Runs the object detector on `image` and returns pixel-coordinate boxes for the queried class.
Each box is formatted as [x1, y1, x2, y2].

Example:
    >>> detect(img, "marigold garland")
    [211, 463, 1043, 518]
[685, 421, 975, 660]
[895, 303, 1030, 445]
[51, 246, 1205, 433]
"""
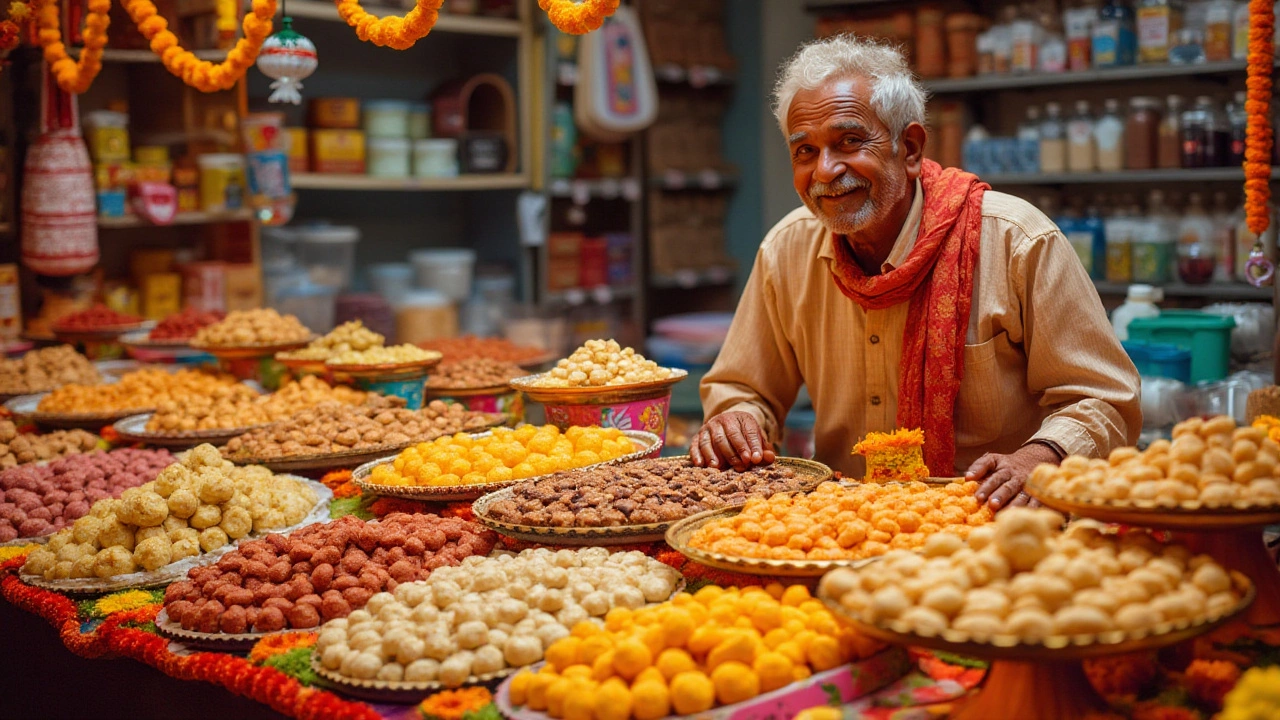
[1184, 659, 1242, 709]
[249, 632, 317, 664]
[1244, 0, 1275, 235]
[417, 687, 492, 720]
[333, 0, 441, 50]
[34, 0, 109, 93]
[123, 0, 274, 91]
[0, 19, 18, 50]
[538, 0, 618, 34]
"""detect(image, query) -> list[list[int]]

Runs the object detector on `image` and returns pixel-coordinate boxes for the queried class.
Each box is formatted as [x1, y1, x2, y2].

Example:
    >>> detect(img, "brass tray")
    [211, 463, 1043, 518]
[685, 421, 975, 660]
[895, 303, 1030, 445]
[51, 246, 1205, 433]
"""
[508, 369, 689, 405]
[118, 330, 202, 350]
[5, 393, 153, 430]
[113, 413, 275, 449]
[423, 383, 517, 397]
[311, 654, 517, 704]
[53, 322, 149, 344]
[190, 338, 316, 360]
[351, 430, 664, 502]
[274, 355, 331, 375]
[819, 571, 1255, 661]
[472, 456, 829, 546]
[1025, 476, 1280, 531]
[325, 354, 442, 375]
[154, 608, 316, 651]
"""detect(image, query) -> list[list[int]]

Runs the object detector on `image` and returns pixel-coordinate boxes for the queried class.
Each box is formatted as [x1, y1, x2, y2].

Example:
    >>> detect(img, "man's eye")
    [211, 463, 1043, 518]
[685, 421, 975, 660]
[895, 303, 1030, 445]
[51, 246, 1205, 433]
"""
[794, 146, 814, 158]
[842, 136, 862, 148]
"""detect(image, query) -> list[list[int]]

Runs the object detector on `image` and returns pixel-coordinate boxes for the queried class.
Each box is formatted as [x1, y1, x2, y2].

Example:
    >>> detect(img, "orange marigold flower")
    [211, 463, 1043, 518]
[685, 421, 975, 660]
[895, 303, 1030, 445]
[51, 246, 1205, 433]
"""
[1084, 652, 1158, 698]
[539, 0, 619, 34]
[1184, 659, 1243, 710]
[248, 631, 318, 664]
[321, 469, 354, 489]
[417, 686, 492, 720]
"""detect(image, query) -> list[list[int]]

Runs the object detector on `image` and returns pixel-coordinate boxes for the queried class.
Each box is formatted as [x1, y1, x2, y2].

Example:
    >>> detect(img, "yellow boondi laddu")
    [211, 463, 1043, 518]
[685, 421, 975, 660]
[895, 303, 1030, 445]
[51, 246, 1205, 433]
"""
[368, 425, 633, 486]
[506, 584, 885, 720]
[688, 480, 993, 561]
[852, 428, 929, 483]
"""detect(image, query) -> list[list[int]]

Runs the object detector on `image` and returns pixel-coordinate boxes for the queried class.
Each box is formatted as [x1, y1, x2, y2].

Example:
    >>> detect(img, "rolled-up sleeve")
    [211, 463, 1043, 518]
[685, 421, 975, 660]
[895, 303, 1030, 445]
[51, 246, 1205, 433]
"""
[1014, 229, 1142, 458]
[700, 244, 803, 445]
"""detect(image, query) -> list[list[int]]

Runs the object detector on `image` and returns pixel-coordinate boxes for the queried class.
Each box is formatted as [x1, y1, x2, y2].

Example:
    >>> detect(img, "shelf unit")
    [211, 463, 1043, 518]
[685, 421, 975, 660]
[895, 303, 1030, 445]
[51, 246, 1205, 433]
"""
[984, 168, 1280, 186]
[97, 209, 256, 229]
[291, 173, 530, 192]
[924, 59, 1261, 94]
[1094, 280, 1272, 301]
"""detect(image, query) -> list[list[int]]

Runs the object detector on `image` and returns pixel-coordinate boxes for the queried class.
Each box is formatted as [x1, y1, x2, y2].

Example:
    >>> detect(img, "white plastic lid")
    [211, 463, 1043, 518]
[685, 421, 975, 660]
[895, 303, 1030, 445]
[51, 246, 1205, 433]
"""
[197, 153, 246, 168]
[398, 289, 451, 307]
[367, 137, 411, 151]
[85, 110, 128, 127]
[296, 224, 360, 244]
[363, 99, 412, 112]
[1126, 284, 1164, 303]
[410, 248, 477, 263]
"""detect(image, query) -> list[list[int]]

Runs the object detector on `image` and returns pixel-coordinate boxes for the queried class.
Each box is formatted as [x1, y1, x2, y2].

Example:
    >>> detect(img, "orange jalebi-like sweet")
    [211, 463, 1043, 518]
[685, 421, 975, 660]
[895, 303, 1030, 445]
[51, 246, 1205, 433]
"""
[1244, 0, 1274, 234]
[35, 0, 109, 93]
[539, 0, 618, 34]
[124, 0, 273, 92]
[334, 0, 441, 50]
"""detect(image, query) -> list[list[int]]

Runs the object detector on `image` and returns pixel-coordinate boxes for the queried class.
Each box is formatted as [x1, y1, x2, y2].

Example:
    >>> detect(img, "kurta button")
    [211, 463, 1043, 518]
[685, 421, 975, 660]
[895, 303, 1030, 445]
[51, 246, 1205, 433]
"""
[870, 395, 881, 405]
[869, 335, 880, 344]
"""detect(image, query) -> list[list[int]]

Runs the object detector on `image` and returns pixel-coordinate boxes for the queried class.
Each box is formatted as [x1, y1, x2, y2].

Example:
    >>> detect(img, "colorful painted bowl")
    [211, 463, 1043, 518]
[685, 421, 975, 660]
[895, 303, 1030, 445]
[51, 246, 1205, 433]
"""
[508, 370, 688, 445]
[423, 384, 525, 427]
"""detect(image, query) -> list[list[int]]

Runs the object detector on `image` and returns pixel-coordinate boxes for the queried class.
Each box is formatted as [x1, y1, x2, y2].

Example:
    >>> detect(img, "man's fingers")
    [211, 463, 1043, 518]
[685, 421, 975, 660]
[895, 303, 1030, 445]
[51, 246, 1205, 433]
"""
[697, 432, 720, 468]
[1025, 496, 1042, 509]
[724, 419, 756, 470]
[966, 453, 999, 482]
[690, 430, 705, 465]
[1010, 491, 1033, 508]
[988, 474, 1024, 510]
[975, 461, 1008, 501]
[739, 416, 765, 464]
[709, 422, 742, 470]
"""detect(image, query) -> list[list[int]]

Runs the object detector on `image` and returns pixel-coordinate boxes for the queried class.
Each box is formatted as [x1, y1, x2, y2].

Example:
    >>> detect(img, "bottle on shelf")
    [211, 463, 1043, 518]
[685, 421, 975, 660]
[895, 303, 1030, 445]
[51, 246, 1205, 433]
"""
[1177, 192, 1216, 284]
[1010, 4, 1041, 73]
[991, 6, 1016, 73]
[1211, 190, 1237, 282]
[1094, 0, 1138, 67]
[1084, 198, 1108, 279]
[1067, 100, 1097, 172]
[1125, 96, 1161, 170]
[1204, 0, 1235, 61]
[1228, 90, 1248, 166]
[1158, 95, 1184, 168]
[1017, 106, 1042, 174]
[1105, 199, 1136, 282]
[1040, 102, 1068, 173]
[1039, 8, 1069, 73]
[1065, 1, 1100, 71]
[1179, 96, 1214, 168]
[1133, 190, 1176, 283]
[1168, 27, 1206, 64]
[1058, 198, 1092, 274]
[1112, 284, 1163, 341]
[1137, 0, 1184, 64]
[1095, 98, 1126, 172]
[1232, 0, 1251, 59]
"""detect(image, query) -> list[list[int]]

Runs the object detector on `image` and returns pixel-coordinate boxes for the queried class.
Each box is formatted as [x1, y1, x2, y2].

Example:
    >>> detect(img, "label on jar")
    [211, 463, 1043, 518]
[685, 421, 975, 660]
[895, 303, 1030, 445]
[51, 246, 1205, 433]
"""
[1067, 231, 1095, 274]
[1107, 240, 1133, 282]
[1137, 8, 1173, 62]
[1093, 20, 1121, 65]
[1132, 241, 1172, 283]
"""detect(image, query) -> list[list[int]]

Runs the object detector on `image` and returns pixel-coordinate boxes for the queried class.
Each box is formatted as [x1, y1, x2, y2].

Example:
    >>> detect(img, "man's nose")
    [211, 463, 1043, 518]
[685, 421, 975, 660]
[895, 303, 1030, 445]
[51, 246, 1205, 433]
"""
[814, 148, 847, 184]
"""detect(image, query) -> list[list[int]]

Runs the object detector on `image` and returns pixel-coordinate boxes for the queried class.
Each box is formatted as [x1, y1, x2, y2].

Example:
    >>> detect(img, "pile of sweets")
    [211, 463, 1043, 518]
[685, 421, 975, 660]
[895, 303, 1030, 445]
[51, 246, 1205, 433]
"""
[0, 421, 99, 468]
[535, 340, 672, 388]
[37, 368, 240, 414]
[0, 346, 100, 395]
[191, 308, 311, 347]
[279, 321, 384, 361]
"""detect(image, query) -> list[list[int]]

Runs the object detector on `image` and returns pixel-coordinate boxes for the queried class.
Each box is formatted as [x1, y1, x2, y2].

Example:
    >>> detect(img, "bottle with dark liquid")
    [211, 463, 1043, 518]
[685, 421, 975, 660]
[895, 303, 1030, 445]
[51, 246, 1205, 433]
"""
[1158, 95, 1183, 168]
[1180, 96, 1229, 168]
[1228, 90, 1247, 166]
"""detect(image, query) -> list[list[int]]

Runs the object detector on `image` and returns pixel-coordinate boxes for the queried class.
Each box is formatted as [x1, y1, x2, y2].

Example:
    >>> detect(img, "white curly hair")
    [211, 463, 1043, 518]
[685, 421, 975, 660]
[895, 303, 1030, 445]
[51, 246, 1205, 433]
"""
[772, 35, 928, 144]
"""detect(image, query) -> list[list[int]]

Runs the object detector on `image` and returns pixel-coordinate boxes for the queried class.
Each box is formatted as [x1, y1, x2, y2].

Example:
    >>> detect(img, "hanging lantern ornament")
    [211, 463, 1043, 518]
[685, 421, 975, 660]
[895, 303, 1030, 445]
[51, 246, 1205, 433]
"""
[256, 17, 317, 105]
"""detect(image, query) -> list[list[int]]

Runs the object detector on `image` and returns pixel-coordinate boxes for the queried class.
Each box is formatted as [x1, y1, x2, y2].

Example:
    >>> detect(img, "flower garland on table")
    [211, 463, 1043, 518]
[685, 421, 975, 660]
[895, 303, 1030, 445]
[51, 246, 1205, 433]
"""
[124, 0, 274, 92]
[333, 0, 441, 50]
[538, 0, 619, 34]
[417, 687, 493, 720]
[1244, 0, 1275, 235]
[34, 0, 109, 93]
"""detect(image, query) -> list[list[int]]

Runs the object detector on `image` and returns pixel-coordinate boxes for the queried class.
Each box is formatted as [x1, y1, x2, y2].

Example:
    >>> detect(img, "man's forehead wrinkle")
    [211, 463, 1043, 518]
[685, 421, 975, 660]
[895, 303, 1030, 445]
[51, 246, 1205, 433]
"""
[787, 97, 878, 140]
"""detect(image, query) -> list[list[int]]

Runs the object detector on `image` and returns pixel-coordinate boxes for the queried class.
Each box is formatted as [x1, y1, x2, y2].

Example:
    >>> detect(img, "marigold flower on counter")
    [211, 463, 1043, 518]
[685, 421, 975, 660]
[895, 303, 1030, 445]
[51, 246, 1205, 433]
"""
[418, 687, 493, 720]
[93, 589, 159, 616]
[1184, 659, 1243, 710]
[689, 480, 992, 561]
[1221, 666, 1280, 720]
[852, 428, 929, 483]
[369, 424, 633, 487]
[1250, 414, 1280, 445]
[248, 631, 318, 664]
[1084, 652, 1158, 698]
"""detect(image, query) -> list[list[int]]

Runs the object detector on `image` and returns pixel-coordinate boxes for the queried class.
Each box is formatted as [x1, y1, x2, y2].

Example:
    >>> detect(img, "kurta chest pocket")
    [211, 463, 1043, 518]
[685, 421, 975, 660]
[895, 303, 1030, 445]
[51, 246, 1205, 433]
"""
[955, 332, 1016, 446]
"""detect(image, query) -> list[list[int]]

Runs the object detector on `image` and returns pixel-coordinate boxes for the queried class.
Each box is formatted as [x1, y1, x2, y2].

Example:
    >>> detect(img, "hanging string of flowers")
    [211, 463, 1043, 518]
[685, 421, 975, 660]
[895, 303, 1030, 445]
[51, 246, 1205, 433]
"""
[333, 0, 441, 50]
[539, 0, 618, 34]
[1244, 0, 1275, 235]
[34, 0, 109, 93]
[124, 0, 274, 91]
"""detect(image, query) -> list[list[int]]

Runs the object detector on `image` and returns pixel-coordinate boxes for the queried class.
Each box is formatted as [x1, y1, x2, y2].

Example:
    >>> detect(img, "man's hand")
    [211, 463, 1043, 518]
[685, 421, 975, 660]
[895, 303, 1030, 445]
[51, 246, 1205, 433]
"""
[690, 411, 777, 471]
[966, 443, 1062, 512]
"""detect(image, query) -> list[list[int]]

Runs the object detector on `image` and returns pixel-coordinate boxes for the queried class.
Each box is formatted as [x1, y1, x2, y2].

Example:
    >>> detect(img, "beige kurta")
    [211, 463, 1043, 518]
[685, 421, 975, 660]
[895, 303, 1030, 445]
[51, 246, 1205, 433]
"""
[701, 184, 1142, 477]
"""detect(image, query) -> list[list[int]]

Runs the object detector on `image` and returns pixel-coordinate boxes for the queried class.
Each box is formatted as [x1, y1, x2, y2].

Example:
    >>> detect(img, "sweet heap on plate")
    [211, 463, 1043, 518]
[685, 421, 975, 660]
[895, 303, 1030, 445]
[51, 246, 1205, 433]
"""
[369, 425, 634, 487]
[1031, 415, 1280, 508]
[149, 308, 225, 342]
[279, 321, 384, 361]
[221, 399, 494, 459]
[484, 457, 810, 528]
[419, 335, 548, 365]
[191, 308, 312, 348]
[163, 513, 496, 634]
[36, 368, 240, 415]
[507, 584, 884, 719]
[315, 548, 682, 686]
[0, 448, 172, 541]
[0, 420, 99, 468]
[689, 480, 993, 561]
[21, 444, 317, 580]
[53, 305, 143, 331]
[820, 508, 1245, 641]
[852, 428, 929, 483]
[145, 376, 367, 433]
[326, 345, 440, 366]
[534, 339, 672, 388]
[426, 358, 524, 390]
[0, 346, 100, 395]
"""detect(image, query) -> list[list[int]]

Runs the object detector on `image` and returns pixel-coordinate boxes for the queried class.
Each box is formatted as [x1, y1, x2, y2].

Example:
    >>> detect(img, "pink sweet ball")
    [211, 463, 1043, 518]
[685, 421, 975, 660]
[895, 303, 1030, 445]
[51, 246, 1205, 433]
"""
[0, 448, 174, 541]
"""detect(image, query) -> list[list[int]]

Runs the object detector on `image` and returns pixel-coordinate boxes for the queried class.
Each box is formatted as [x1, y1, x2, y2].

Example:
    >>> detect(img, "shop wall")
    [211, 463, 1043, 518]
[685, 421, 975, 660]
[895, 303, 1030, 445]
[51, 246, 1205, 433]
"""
[720, 0, 765, 294]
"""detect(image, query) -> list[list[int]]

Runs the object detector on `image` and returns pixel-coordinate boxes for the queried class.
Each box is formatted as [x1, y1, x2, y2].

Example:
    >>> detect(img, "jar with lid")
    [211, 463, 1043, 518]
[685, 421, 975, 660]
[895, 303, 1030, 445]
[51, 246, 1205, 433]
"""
[1136, 0, 1183, 63]
[1009, 5, 1041, 73]
[1228, 90, 1247, 165]
[945, 13, 985, 78]
[915, 6, 948, 78]
[395, 289, 458, 344]
[1204, 0, 1234, 60]
[1038, 11, 1068, 73]
[1132, 190, 1176, 282]
[1093, 0, 1137, 66]
[1177, 192, 1216, 283]
[1105, 204, 1136, 282]
[991, 6, 1016, 73]
[1168, 27, 1205, 64]
[1017, 106, 1041, 173]
[976, 30, 997, 74]
[1125, 97, 1161, 169]
[1040, 102, 1068, 173]
[1211, 191, 1236, 281]
[1158, 95, 1184, 168]
[1064, 2, 1099, 70]
[1095, 99, 1126, 171]
[1180, 96, 1229, 168]
[1067, 100, 1096, 172]
[1232, 0, 1250, 60]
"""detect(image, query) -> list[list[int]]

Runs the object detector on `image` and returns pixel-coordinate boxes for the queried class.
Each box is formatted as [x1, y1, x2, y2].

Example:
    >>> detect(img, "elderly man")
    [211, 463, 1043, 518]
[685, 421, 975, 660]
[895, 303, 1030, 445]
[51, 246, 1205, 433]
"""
[692, 36, 1141, 511]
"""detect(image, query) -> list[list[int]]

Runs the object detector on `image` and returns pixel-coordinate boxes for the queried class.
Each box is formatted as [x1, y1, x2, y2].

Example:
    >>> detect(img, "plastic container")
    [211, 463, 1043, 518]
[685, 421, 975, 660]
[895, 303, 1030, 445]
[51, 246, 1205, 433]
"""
[274, 282, 338, 335]
[366, 263, 415, 306]
[1112, 284, 1162, 340]
[197, 154, 246, 212]
[367, 137, 411, 178]
[395, 289, 457, 344]
[1121, 340, 1154, 375]
[295, 224, 360, 289]
[413, 139, 459, 178]
[260, 226, 300, 274]
[1126, 310, 1236, 382]
[363, 100, 411, 139]
[408, 103, 431, 141]
[1146, 343, 1193, 383]
[410, 248, 476, 301]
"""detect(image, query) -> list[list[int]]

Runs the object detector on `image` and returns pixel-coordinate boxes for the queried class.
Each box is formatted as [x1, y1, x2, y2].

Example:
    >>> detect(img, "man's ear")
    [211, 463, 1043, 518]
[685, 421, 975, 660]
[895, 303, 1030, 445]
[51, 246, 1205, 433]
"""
[901, 122, 927, 179]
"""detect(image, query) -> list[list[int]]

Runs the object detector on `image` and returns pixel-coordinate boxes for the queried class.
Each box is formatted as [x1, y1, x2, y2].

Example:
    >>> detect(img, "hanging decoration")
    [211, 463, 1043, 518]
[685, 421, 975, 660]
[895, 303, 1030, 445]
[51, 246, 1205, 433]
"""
[539, 0, 618, 35]
[124, 0, 275, 92]
[1243, 0, 1276, 287]
[333, 0, 440, 49]
[1, 0, 28, 59]
[256, 17, 317, 104]
[34, 0, 109, 93]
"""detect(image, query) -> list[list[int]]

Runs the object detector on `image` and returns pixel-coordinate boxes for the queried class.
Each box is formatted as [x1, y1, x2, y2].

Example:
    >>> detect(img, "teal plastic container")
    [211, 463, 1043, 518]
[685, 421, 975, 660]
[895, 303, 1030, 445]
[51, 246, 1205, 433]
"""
[1125, 311, 1235, 383]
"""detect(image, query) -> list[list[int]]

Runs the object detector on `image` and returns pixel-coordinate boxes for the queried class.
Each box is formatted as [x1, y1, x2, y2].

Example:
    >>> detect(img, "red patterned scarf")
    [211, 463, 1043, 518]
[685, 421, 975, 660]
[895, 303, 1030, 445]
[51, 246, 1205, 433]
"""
[828, 158, 987, 475]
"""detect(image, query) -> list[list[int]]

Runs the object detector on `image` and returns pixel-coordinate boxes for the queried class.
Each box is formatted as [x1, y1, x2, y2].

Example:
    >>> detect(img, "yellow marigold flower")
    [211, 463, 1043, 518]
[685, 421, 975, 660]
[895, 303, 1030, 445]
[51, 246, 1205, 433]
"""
[95, 590, 159, 615]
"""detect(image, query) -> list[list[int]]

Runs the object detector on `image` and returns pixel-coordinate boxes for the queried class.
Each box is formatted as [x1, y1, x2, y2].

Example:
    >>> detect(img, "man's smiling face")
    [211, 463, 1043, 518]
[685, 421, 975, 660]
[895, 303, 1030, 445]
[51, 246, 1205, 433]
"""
[787, 75, 908, 236]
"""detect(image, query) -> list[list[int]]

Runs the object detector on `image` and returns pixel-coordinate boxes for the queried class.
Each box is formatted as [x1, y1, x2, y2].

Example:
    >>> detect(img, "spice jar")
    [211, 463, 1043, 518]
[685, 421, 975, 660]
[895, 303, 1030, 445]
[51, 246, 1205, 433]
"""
[1040, 102, 1068, 173]
[396, 290, 458, 344]
[1067, 100, 1097, 173]
[1158, 95, 1184, 168]
[1180, 96, 1229, 168]
[1095, 99, 1126, 172]
[944, 13, 984, 78]
[1125, 97, 1161, 170]
[915, 6, 948, 78]
[1137, 0, 1183, 64]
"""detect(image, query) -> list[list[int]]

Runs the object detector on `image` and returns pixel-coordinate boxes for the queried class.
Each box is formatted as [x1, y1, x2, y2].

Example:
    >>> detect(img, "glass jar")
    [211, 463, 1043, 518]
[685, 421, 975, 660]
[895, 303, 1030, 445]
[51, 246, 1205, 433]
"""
[1204, 0, 1235, 61]
[1158, 95, 1184, 168]
[1065, 3, 1099, 71]
[1233, 0, 1251, 60]
[1040, 102, 1068, 173]
[1180, 96, 1229, 168]
[1228, 90, 1247, 166]
[1168, 27, 1206, 64]
[1105, 207, 1135, 282]
[1137, 0, 1184, 63]
[1095, 98, 1126, 171]
[1017, 106, 1042, 173]
[1125, 97, 1161, 170]
[1094, 0, 1138, 66]
[1177, 192, 1216, 283]
[1067, 100, 1097, 172]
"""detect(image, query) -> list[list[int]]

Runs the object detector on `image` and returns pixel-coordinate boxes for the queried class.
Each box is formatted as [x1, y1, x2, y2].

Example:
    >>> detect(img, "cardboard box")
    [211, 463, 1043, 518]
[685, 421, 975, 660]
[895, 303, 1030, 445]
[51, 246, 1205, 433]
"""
[181, 262, 226, 313]
[223, 264, 263, 311]
[547, 232, 583, 259]
[309, 98, 361, 129]
[578, 237, 608, 288]
[141, 273, 182, 320]
[546, 258, 581, 292]
[310, 130, 366, 174]
[285, 128, 309, 174]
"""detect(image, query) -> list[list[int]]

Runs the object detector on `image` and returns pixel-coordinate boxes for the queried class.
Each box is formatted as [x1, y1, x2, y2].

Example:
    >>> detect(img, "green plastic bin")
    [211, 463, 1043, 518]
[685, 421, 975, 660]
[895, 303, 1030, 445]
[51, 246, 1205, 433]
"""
[1125, 310, 1235, 383]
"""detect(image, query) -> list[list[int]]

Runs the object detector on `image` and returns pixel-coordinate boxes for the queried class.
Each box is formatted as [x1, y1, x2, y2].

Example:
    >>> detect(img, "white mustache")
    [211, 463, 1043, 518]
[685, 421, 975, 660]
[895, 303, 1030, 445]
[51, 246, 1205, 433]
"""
[809, 175, 870, 200]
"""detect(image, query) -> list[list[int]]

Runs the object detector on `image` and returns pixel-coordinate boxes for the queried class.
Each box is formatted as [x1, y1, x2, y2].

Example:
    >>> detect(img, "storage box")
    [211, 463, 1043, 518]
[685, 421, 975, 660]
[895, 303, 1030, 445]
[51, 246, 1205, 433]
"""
[140, 273, 181, 320]
[309, 98, 361, 129]
[223, 264, 263, 311]
[181, 262, 226, 313]
[579, 237, 608, 288]
[547, 258, 581, 291]
[547, 232, 583, 259]
[285, 128, 309, 174]
[310, 130, 366, 174]
[1126, 310, 1236, 383]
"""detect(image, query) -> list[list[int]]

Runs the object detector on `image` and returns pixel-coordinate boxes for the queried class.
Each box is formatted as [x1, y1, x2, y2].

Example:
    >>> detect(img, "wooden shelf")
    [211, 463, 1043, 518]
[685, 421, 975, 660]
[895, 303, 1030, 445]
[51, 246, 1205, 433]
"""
[544, 286, 638, 303]
[649, 168, 738, 191]
[650, 266, 735, 289]
[925, 59, 1256, 93]
[284, 1, 523, 36]
[548, 177, 642, 201]
[74, 48, 228, 63]
[983, 167, 1280, 185]
[291, 173, 529, 191]
[97, 209, 255, 229]
[1094, 279, 1272, 301]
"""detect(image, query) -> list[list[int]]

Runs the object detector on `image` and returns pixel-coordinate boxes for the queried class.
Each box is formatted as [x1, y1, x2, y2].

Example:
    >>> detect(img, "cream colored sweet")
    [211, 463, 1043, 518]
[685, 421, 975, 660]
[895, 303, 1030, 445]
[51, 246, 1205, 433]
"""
[192, 309, 311, 347]
[315, 547, 681, 686]
[326, 344, 441, 366]
[281, 321, 385, 361]
[537, 339, 672, 388]
[819, 508, 1243, 641]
